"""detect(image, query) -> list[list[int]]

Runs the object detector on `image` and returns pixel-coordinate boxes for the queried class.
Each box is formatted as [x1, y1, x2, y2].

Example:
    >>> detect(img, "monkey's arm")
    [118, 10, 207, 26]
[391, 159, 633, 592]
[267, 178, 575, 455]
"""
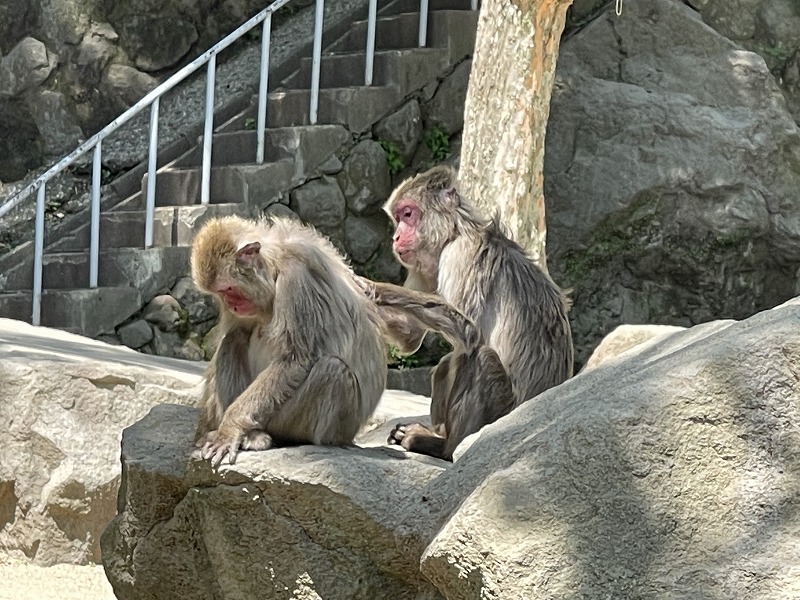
[374, 304, 429, 354]
[201, 358, 308, 466]
[356, 277, 479, 352]
[196, 324, 254, 442]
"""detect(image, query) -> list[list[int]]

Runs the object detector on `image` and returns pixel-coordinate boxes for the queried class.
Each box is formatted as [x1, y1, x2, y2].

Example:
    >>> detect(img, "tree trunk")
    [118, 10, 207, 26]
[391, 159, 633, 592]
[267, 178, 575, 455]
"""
[458, 0, 574, 272]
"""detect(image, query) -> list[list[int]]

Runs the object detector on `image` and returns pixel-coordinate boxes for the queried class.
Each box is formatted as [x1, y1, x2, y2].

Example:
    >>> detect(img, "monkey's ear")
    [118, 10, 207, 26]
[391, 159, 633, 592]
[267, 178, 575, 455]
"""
[236, 242, 262, 268]
[441, 186, 461, 208]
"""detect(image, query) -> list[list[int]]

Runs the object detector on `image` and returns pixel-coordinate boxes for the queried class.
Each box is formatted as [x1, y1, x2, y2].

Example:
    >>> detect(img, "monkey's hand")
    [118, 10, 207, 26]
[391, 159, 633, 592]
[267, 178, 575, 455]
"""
[200, 428, 243, 468]
[199, 428, 274, 467]
[352, 275, 377, 301]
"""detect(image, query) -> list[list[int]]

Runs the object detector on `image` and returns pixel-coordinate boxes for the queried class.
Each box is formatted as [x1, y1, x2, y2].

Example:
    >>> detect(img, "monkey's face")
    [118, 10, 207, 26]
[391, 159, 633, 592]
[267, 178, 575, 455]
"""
[391, 199, 421, 267]
[214, 241, 276, 319]
[389, 198, 445, 282]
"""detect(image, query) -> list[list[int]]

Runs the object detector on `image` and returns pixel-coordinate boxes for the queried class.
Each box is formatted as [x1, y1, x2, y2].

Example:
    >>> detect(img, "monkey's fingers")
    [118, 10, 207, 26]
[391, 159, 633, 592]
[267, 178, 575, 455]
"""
[352, 275, 376, 299]
[209, 444, 230, 468]
[195, 432, 214, 448]
[387, 423, 409, 445]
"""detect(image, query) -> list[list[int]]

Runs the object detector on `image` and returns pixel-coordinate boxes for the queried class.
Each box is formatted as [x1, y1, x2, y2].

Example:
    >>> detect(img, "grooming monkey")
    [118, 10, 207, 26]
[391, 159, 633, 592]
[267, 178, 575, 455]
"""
[191, 215, 388, 466]
[359, 166, 574, 461]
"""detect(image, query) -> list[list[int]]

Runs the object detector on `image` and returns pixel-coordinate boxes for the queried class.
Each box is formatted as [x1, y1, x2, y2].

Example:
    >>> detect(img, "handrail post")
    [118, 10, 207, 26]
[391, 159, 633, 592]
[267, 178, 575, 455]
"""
[201, 55, 216, 205]
[256, 13, 272, 165]
[256, 13, 273, 164]
[32, 184, 46, 326]
[0, 0, 297, 220]
[471, 0, 479, 10]
[89, 141, 102, 287]
[309, 0, 325, 124]
[364, 0, 378, 85]
[144, 98, 159, 248]
[418, 0, 429, 47]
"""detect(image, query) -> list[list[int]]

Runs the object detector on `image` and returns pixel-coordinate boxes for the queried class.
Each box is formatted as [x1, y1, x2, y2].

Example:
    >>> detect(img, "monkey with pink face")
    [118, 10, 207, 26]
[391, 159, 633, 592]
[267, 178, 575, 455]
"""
[359, 165, 574, 461]
[191, 215, 391, 467]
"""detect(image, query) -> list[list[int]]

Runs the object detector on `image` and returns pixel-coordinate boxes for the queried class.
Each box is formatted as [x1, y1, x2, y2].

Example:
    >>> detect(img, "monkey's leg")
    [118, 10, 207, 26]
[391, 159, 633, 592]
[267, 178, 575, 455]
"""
[440, 346, 514, 460]
[267, 356, 361, 447]
[430, 351, 460, 426]
[201, 358, 309, 467]
[389, 347, 513, 461]
[387, 352, 460, 459]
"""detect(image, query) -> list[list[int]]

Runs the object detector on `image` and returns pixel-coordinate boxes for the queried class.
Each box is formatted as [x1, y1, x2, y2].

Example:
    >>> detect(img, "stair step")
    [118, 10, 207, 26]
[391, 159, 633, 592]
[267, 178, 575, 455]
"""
[330, 10, 468, 53]
[283, 47, 450, 91]
[13, 248, 192, 307]
[50, 203, 246, 251]
[0, 287, 142, 338]
[263, 85, 403, 132]
[381, 0, 475, 16]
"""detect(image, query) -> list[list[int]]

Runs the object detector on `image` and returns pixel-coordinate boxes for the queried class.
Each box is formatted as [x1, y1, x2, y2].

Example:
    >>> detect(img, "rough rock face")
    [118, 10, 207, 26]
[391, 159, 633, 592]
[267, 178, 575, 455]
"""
[102, 300, 800, 599]
[545, 0, 800, 366]
[0, 318, 203, 566]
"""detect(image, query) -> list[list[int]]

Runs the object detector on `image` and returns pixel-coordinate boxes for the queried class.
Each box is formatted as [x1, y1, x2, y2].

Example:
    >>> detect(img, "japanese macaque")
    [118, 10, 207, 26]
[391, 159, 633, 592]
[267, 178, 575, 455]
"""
[359, 165, 574, 461]
[191, 215, 387, 467]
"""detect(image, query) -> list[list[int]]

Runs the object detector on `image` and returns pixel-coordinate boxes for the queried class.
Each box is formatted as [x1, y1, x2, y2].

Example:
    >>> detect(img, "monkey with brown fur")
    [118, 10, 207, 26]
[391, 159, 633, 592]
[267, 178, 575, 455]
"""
[191, 215, 388, 467]
[358, 165, 574, 461]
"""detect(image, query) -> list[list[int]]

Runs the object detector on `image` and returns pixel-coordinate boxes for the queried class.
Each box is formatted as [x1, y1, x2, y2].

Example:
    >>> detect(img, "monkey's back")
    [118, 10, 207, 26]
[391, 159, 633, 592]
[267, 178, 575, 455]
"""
[255, 218, 388, 424]
[438, 222, 573, 406]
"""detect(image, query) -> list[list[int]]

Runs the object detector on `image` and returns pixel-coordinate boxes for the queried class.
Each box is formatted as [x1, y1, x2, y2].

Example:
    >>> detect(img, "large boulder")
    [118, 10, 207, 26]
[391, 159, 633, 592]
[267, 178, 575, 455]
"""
[545, 0, 800, 366]
[0, 318, 204, 566]
[102, 299, 800, 598]
[581, 323, 686, 371]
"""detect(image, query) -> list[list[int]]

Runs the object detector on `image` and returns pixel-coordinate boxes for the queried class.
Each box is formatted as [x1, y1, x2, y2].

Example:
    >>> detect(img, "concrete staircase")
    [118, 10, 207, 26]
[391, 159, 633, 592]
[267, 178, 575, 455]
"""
[0, 0, 477, 338]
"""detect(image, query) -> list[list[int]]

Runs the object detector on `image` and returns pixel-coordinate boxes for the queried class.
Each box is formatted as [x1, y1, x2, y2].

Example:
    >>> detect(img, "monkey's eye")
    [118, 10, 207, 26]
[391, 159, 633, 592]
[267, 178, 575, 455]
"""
[402, 208, 413, 220]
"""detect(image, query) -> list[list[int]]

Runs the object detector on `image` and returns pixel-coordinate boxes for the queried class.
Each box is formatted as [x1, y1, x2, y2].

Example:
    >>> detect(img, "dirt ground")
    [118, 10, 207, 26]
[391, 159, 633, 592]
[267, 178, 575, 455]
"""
[0, 554, 116, 600]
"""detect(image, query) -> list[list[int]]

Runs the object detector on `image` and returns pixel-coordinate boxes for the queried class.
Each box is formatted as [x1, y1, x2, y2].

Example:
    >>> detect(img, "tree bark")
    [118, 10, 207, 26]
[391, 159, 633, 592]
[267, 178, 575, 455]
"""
[458, 0, 574, 271]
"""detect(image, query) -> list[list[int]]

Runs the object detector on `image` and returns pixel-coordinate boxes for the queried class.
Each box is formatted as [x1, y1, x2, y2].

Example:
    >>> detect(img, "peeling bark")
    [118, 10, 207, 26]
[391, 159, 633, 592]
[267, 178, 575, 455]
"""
[458, 0, 574, 271]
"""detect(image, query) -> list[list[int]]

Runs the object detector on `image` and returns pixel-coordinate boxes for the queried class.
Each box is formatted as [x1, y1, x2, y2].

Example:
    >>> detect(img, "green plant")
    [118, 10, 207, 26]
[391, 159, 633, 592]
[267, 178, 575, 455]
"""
[762, 45, 794, 62]
[244, 117, 256, 130]
[425, 126, 451, 161]
[379, 140, 405, 174]
[387, 344, 420, 369]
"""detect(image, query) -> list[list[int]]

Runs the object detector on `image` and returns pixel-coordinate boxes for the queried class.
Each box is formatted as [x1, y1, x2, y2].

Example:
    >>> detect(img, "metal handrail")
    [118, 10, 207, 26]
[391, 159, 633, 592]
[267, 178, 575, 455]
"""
[0, 0, 480, 326]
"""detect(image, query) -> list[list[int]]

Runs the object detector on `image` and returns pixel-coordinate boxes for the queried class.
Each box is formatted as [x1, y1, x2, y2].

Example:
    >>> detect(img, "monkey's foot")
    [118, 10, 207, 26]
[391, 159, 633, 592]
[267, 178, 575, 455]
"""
[240, 430, 273, 451]
[388, 422, 432, 449]
[388, 423, 450, 459]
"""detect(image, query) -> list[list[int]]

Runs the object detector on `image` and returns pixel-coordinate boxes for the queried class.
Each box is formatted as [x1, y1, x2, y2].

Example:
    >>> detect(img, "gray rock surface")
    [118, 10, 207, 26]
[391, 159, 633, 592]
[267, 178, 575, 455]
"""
[101, 300, 800, 599]
[27, 90, 84, 156]
[337, 140, 392, 215]
[373, 100, 423, 164]
[545, 0, 800, 366]
[344, 215, 388, 264]
[101, 64, 158, 117]
[421, 301, 800, 598]
[0, 318, 202, 566]
[102, 389, 439, 600]
[289, 176, 347, 230]
[0, 37, 56, 97]
[170, 276, 217, 324]
[423, 59, 471, 135]
[117, 16, 198, 72]
[117, 319, 154, 349]
[150, 328, 205, 362]
[143, 294, 183, 332]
